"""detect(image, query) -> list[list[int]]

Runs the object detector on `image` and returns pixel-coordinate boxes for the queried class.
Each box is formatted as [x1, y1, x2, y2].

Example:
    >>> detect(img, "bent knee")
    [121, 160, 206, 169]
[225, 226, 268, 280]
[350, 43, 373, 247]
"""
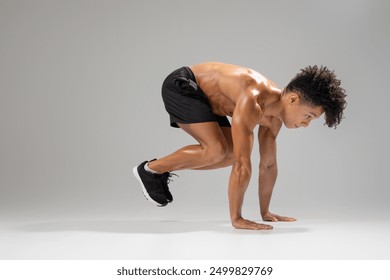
[224, 148, 234, 165]
[203, 141, 229, 164]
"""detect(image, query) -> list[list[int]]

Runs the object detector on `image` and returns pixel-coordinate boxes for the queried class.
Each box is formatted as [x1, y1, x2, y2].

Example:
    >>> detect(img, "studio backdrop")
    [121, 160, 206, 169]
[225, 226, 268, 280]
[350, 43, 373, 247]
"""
[0, 0, 389, 222]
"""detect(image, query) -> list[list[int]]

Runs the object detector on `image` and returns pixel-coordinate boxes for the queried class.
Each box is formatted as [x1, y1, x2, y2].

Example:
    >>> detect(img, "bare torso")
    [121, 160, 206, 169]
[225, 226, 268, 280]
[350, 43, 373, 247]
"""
[190, 62, 282, 129]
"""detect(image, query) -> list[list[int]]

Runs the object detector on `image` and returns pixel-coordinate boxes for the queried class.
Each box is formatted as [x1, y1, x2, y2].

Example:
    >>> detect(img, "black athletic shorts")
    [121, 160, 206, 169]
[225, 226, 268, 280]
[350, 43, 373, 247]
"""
[161, 66, 231, 128]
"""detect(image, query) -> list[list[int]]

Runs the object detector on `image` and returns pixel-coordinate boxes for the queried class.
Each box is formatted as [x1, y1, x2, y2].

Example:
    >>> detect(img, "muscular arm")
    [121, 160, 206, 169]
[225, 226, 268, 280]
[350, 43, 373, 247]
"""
[228, 94, 272, 230]
[258, 125, 279, 216]
[258, 123, 296, 222]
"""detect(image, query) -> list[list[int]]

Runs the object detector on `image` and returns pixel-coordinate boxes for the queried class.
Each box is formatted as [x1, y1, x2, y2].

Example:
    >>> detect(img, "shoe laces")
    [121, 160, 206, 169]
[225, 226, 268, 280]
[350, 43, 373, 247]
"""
[160, 172, 178, 186]
[154, 172, 178, 187]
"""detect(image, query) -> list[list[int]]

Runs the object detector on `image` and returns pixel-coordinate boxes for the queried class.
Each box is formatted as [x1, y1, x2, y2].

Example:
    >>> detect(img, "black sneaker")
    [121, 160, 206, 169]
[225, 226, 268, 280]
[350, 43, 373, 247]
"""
[145, 159, 175, 203]
[132, 161, 169, 207]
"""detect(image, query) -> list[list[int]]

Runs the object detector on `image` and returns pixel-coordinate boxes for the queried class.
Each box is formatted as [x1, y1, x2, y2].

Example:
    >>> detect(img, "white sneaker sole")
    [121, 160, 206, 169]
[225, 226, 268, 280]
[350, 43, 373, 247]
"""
[132, 166, 166, 207]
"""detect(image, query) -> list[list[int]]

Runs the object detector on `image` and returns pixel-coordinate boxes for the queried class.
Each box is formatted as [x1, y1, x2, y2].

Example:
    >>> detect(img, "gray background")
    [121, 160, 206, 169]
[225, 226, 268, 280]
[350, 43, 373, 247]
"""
[0, 0, 389, 259]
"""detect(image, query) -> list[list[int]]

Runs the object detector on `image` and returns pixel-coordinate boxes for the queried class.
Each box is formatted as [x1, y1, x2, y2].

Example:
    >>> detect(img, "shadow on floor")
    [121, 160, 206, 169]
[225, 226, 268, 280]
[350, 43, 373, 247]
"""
[12, 219, 310, 235]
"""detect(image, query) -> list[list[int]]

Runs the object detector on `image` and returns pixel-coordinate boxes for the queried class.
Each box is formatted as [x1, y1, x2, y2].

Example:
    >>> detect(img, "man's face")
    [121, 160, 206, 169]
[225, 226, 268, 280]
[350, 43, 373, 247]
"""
[282, 93, 324, 129]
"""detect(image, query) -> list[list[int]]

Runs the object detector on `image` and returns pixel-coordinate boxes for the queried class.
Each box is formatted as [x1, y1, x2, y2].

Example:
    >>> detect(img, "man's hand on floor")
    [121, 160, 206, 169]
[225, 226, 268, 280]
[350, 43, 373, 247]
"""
[262, 211, 297, 222]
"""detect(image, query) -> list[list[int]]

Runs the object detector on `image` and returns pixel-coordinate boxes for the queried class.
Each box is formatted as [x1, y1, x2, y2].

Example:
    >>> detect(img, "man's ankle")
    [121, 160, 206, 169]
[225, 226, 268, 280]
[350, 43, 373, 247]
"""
[145, 161, 160, 174]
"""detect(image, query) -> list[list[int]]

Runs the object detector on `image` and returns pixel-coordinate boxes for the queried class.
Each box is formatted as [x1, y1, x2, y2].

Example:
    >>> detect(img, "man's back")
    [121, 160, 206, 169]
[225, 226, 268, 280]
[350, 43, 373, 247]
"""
[191, 61, 282, 128]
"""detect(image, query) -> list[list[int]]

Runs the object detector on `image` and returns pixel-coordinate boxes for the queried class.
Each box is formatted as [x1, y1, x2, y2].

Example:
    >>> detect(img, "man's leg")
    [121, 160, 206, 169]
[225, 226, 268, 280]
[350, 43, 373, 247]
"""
[148, 122, 232, 173]
[192, 126, 233, 170]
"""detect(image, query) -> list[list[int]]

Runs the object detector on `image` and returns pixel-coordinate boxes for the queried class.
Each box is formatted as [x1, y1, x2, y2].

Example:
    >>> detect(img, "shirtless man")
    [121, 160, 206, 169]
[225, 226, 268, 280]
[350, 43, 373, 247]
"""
[133, 62, 347, 230]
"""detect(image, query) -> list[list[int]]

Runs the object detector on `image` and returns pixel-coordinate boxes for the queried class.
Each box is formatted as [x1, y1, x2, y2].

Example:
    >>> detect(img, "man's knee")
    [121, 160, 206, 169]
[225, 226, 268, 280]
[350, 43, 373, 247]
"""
[203, 140, 229, 164]
[224, 147, 234, 165]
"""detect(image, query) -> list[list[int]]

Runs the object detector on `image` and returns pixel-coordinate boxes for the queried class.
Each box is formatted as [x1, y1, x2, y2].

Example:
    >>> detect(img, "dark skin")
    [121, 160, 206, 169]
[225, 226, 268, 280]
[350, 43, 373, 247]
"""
[149, 62, 324, 230]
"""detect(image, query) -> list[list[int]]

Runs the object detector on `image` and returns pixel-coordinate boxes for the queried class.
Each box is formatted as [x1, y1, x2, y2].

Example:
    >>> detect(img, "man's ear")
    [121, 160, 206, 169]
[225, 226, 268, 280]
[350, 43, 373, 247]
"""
[289, 93, 299, 104]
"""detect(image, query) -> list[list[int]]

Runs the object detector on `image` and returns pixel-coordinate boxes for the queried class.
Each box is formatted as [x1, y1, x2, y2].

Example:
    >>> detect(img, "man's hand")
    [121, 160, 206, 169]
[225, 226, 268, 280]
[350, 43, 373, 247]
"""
[262, 211, 297, 222]
[232, 217, 273, 230]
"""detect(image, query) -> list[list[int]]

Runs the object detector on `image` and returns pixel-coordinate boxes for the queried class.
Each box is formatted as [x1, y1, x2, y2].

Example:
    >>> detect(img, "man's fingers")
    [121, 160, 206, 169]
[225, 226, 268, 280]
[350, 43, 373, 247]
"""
[250, 223, 265, 230]
[249, 220, 273, 230]
[263, 215, 278, 222]
[276, 216, 296, 222]
[263, 213, 297, 222]
[251, 223, 273, 230]
[233, 219, 273, 230]
[257, 223, 273, 230]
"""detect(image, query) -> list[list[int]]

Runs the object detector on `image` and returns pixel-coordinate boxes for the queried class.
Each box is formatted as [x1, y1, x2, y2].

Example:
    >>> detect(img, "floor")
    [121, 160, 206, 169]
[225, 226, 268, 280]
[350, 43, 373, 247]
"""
[1, 215, 389, 260]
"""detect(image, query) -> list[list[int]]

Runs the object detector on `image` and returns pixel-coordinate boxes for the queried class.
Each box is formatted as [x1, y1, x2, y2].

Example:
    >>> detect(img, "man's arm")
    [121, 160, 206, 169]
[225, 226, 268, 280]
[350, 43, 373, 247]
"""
[258, 123, 296, 222]
[229, 95, 272, 230]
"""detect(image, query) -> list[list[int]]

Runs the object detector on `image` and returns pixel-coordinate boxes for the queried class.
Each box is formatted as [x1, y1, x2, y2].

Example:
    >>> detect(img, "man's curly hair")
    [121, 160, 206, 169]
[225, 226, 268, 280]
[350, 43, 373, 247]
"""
[285, 66, 347, 128]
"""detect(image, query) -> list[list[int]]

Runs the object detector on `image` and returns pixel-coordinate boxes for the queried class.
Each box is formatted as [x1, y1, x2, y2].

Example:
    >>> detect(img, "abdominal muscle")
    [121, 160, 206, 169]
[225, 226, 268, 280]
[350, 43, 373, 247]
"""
[207, 95, 235, 117]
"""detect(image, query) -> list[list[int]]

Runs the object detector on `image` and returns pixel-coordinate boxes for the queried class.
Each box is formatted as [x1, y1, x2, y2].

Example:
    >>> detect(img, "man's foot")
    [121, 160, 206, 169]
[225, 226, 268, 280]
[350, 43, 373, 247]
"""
[146, 159, 174, 203]
[132, 160, 173, 207]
